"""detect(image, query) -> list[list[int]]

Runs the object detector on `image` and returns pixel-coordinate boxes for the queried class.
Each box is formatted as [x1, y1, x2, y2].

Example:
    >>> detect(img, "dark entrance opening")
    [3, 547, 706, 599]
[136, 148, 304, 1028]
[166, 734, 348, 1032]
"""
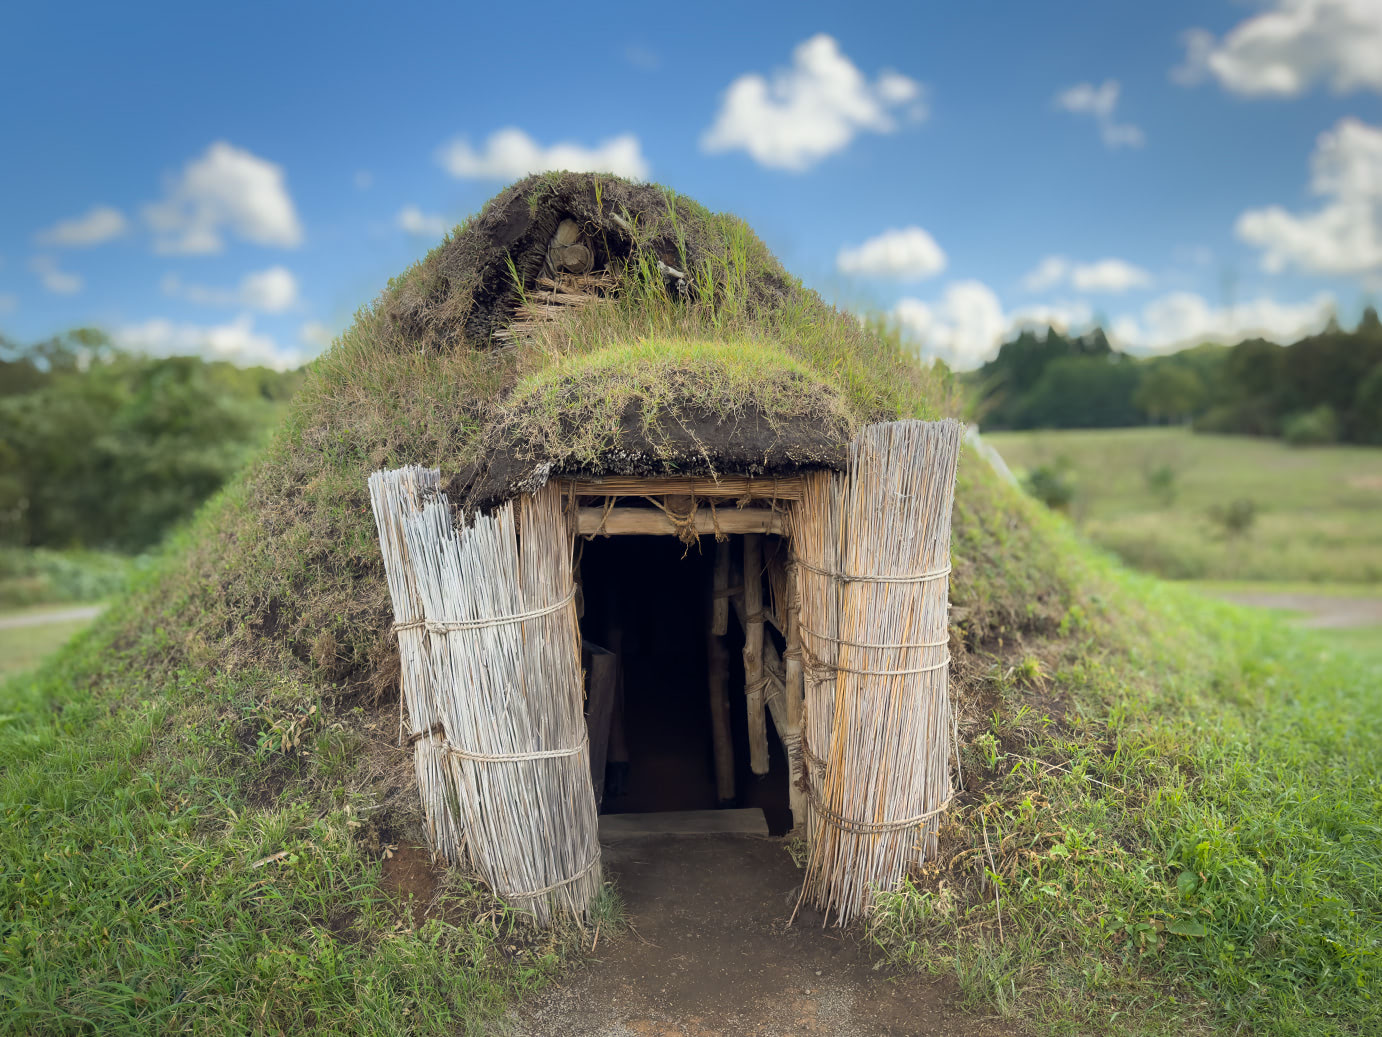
[578, 535, 791, 835]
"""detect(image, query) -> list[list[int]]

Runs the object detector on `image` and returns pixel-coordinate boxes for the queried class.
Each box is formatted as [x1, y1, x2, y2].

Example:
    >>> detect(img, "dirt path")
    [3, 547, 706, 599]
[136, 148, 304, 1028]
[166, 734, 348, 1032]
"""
[1212, 592, 1382, 629]
[0, 605, 102, 630]
[503, 834, 1018, 1037]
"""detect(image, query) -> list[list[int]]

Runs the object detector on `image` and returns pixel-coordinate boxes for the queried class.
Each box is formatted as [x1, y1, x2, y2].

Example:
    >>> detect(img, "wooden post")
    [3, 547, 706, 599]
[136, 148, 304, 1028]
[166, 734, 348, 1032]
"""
[743, 533, 769, 776]
[582, 642, 618, 807]
[711, 538, 730, 637]
[784, 564, 807, 830]
[708, 540, 735, 802]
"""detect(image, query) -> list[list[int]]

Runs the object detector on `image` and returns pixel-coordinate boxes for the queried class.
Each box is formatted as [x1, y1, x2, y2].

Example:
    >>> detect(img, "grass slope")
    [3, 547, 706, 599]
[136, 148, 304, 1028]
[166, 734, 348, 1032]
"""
[986, 427, 1382, 583]
[875, 561, 1381, 1035]
[1, 175, 1378, 1034]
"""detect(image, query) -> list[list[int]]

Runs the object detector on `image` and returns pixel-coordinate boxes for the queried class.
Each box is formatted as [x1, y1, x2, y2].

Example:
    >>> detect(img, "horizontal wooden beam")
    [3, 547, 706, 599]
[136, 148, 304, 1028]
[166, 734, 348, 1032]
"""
[576, 506, 786, 537]
[564, 475, 804, 501]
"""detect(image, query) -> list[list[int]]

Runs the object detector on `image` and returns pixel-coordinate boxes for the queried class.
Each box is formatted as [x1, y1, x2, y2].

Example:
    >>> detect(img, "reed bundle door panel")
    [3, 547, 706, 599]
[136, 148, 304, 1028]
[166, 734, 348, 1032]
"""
[399, 481, 602, 925]
[793, 419, 963, 924]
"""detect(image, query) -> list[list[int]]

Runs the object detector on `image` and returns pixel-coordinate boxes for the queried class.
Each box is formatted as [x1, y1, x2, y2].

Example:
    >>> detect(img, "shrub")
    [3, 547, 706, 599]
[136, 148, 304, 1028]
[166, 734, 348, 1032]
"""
[1145, 463, 1177, 506]
[1207, 498, 1257, 540]
[1281, 404, 1338, 446]
[1023, 461, 1076, 512]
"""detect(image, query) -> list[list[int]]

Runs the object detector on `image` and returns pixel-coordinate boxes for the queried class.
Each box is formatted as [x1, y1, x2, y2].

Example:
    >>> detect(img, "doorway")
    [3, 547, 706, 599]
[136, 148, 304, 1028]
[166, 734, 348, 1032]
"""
[577, 535, 792, 835]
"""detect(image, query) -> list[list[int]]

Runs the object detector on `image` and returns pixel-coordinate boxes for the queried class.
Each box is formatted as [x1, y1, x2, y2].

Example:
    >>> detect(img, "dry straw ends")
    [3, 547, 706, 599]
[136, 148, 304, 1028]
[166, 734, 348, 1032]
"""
[794, 418, 963, 925]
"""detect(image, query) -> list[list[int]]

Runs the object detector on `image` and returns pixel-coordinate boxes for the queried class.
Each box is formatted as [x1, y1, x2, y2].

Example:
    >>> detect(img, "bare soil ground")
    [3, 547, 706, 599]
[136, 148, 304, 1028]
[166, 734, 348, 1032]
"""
[502, 834, 1019, 1037]
[1212, 591, 1382, 629]
[0, 604, 102, 630]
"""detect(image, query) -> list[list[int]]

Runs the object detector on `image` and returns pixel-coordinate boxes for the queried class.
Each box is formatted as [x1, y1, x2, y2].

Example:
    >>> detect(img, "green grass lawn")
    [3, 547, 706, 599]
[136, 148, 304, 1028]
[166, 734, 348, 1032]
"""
[0, 608, 98, 679]
[984, 427, 1382, 583]
[0, 621, 583, 1034]
[871, 567, 1382, 1035]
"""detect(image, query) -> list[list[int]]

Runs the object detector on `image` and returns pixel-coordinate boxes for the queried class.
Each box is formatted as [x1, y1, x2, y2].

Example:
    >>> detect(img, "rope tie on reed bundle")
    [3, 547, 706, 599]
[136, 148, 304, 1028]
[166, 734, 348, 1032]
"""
[800, 731, 827, 775]
[794, 559, 952, 585]
[392, 589, 574, 636]
[444, 733, 589, 763]
[809, 789, 955, 836]
[505, 850, 603, 900]
[799, 638, 951, 680]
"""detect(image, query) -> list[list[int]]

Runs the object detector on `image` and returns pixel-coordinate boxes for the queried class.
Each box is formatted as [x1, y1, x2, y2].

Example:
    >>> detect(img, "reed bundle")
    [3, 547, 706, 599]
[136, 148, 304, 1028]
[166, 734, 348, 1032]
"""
[794, 419, 963, 923]
[367, 466, 464, 862]
[401, 481, 601, 924]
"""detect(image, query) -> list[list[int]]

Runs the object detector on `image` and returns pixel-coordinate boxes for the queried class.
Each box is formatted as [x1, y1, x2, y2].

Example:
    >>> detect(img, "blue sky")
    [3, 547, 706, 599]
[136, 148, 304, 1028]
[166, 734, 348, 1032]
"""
[2, 0, 1380, 370]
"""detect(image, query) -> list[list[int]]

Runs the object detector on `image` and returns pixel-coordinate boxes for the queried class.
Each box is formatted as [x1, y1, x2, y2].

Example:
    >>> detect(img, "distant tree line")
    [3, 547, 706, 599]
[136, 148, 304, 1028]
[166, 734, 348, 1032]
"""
[0, 329, 302, 552]
[969, 307, 1382, 445]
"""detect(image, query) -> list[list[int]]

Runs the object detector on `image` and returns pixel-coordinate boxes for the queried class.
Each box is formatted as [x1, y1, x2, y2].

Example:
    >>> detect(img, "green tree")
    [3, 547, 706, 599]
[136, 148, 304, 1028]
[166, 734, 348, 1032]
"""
[0, 334, 301, 550]
[1133, 364, 1206, 423]
[1353, 364, 1382, 445]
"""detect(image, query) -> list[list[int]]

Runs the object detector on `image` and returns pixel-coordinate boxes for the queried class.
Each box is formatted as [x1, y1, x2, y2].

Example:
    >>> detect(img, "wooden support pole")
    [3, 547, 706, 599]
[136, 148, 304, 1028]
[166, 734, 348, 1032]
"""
[711, 539, 730, 637]
[565, 475, 805, 500]
[708, 544, 735, 803]
[577, 507, 785, 537]
[784, 565, 807, 830]
[743, 533, 769, 776]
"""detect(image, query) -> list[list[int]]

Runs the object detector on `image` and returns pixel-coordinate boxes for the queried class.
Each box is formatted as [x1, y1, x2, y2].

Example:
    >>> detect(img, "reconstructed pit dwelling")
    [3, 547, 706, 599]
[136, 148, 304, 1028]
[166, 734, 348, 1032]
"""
[368, 175, 962, 926]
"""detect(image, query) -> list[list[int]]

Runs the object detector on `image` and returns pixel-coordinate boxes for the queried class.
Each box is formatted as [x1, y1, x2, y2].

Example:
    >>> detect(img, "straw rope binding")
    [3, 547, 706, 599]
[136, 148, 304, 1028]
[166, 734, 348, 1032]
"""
[445, 737, 589, 763]
[794, 559, 952, 584]
[808, 789, 955, 835]
[393, 590, 574, 634]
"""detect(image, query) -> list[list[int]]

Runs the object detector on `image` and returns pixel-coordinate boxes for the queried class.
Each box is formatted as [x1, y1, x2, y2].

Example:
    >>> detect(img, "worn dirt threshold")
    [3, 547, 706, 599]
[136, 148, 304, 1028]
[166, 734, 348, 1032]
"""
[503, 833, 1020, 1037]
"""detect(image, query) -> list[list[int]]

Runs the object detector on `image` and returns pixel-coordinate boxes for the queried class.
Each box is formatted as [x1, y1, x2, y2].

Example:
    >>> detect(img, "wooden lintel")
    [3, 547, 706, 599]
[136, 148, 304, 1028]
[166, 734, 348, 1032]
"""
[576, 507, 785, 537]
[564, 475, 804, 501]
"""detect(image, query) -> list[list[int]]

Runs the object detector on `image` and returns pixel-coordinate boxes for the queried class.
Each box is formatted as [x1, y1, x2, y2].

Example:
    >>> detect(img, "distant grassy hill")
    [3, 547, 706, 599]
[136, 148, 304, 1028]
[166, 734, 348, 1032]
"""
[987, 426, 1382, 584]
[1, 176, 1378, 1036]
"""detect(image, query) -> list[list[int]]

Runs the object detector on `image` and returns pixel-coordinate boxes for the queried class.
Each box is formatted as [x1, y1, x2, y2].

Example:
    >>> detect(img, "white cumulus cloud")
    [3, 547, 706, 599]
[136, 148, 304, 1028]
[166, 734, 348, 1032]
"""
[1054, 80, 1145, 149]
[895, 283, 1099, 369]
[439, 128, 649, 181]
[701, 34, 926, 171]
[1071, 258, 1153, 292]
[35, 205, 128, 247]
[893, 281, 1009, 369]
[29, 256, 83, 295]
[1172, 0, 1382, 97]
[1236, 117, 1382, 276]
[116, 314, 303, 370]
[397, 205, 449, 237]
[299, 321, 335, 352]
[836, 227, 946, 280]
[144, 141, 303, 255]
[161, 265, 300, 313]
[1111, 291, 1335, 352]
[1021, 255, 1151, 293]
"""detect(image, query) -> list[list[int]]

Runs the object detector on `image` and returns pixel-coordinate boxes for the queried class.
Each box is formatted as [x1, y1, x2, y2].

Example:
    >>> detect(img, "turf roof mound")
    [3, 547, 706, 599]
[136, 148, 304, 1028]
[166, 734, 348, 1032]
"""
[385, 172, 794, 351]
